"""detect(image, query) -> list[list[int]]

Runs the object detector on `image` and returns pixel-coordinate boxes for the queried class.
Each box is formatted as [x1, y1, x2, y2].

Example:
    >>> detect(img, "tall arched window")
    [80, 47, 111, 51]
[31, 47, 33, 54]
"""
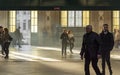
[83, 11, 89, 27]
[61, 11, 89, 27]
[31, 11, 38, 33]
[9, 11, 16, 32]
[113, 11, 119, 31]
[68, 11, 75, 27]
[76, 11, 82, 27]
[61, 11, 67, 27]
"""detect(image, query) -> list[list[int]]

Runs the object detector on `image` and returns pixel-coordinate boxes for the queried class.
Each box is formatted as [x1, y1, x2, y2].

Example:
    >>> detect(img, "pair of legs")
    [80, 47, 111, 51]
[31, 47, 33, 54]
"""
[17, 39, 21, 48]
[102, 51, 112, 75]
[3, 42, 10, 59]
[0, 43, 4, 55]
[114, 40, 119, 48]
[69, 43, 74, 54]
[12, 39, 21, 48]
[85, 57, 101, 75]
[62, 41, 67, 57]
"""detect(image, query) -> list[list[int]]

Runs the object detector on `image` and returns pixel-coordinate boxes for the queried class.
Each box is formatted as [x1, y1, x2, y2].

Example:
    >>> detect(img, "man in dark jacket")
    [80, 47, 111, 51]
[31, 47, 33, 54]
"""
[60, 29, 69, 57]
[80, 25, 101, 75]
[100, 24, 114, 75]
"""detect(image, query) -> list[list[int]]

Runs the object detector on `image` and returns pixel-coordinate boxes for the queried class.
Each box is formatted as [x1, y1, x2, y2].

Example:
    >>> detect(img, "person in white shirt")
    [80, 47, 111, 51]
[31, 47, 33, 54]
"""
[68, 30, 75, 54]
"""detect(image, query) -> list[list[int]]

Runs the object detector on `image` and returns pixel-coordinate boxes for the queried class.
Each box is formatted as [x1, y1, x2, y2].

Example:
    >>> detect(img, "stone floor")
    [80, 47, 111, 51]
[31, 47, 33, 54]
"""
[0, 45, 120, 75]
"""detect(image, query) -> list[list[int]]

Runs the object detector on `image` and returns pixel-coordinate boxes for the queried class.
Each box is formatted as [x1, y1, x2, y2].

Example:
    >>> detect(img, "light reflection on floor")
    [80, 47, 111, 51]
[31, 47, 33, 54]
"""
[10, 51, 61, 62]
[36, 46, 80, 53]
[2, 45, 120, 62]
[10, 54, 36, 61]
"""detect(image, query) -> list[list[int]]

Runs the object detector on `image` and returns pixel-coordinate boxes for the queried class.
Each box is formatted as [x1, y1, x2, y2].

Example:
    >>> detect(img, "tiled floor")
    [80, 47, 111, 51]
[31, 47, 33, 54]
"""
[0, 45, 120, 75]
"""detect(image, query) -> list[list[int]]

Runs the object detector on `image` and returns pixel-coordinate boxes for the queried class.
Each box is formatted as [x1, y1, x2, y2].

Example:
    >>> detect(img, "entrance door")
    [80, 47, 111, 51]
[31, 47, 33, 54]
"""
[16, 11, 31, 45]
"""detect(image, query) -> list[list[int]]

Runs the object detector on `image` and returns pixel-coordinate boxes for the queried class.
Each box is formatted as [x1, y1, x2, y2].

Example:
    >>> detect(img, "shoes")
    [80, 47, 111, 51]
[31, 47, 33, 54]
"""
[1, 51, 5, 55]
[19, 46, 22, 48]
[110, 71, 112, 75]
[2, 53, 5, 55]
[101, 72, 105, 75]
[4, 56, 9, 59]
[70, 51, 73, 54]
[97, 73, 102, 75]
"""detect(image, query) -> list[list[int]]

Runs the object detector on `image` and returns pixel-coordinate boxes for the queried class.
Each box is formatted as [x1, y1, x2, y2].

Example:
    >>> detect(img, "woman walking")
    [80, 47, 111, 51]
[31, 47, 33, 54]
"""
[68, 30, 75, 54]
[3, 28, 13, 59]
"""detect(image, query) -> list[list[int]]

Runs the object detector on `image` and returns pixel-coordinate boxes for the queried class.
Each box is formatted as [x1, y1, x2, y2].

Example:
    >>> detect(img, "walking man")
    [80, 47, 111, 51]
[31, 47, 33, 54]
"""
[60, 29, 69, 57]
[80, 25, 101, 75]
[100, 24, 114, 75]
[14, 27, 23, 48]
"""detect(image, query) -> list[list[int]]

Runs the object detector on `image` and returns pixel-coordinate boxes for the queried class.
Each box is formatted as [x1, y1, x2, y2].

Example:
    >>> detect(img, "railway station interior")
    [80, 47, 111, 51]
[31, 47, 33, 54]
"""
[0, 10, 120, 75]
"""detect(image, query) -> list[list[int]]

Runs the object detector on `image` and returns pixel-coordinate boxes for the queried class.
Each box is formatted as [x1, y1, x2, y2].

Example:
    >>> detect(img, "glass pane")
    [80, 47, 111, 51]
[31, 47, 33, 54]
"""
[12, 26, 16, 32]
[68, 11, 74, 27]
[9, 19, 13, 25]
[31, 19, 34, 26]
[114, 18, 119, 25]
[61, 18, 67, 27]
[31, 26, 34, 32]
[113, 11, 119, 17]
[61, 11, 67, 18]
[12, 11, 16, 18]
[61, 11, 67, 27]
[31, 11, 38, 33]
[13, 18, 16, 25]
[68, 11, 74, 18]
[9, 26, 12, 32]
[113, 11, 119, 31]
[76, 11, 82, 27]
[9, 11, 16, 32]
[31, 11, 34, 18]
[10, 26, 16, 32]
[34, 19, 37, 25]
[31, 26, 37, 33]
[35, 11, 38, 17]
[83, 18, 86, 26]
[83, 11, 89, 27]
[34, 26, 37, 32]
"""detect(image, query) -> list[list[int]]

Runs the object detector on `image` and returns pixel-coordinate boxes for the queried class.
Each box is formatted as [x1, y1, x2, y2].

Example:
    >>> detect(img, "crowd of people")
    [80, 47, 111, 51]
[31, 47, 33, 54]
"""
[60, 24, 114, 75]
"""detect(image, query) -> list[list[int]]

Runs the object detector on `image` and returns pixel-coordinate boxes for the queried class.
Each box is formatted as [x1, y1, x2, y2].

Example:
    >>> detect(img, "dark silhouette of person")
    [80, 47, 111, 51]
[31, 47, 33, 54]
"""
[3, 28, 13, 59]
[80, 25, 102, 75]
[99, 24, 114, 75]
[60, 29, 69, 57]
[14, 27, 23, 48]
